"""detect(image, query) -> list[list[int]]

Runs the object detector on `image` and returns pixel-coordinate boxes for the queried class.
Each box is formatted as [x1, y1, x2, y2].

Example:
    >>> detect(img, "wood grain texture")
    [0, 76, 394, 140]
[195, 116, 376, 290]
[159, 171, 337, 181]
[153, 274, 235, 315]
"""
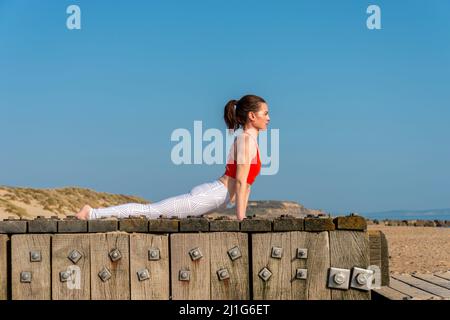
[411, 273, 450, 290]
[11, 234, 51, 300]
[252, 232, 291, 300]
[392, 274, 450, 298]
[210, 232, 249, 300]
[52, 234, 91, 300]
[329, 231, 370, 300]
[372, 286, 412, 300]
[170, 233, 210, 300]
[130, 233, 169, 300]
[0, 235, 7, 300]
[388, 277, 440, 300]
[291, 231, 331, 300]
[90, 233, 130, 300]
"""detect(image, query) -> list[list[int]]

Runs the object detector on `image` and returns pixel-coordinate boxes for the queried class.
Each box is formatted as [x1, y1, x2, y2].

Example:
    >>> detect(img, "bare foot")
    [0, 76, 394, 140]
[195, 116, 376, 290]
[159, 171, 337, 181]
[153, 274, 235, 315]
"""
[75, 205, 92, 220]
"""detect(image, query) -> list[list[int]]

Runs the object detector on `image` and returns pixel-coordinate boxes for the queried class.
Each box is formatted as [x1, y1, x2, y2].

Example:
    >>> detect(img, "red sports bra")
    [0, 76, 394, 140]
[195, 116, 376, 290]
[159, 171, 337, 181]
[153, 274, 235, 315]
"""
[224, 134, 262, 185]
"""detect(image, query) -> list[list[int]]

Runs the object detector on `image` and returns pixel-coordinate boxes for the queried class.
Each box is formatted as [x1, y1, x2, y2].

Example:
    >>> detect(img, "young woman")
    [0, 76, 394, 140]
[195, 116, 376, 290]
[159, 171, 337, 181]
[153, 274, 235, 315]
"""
[75, 94, 270, 221]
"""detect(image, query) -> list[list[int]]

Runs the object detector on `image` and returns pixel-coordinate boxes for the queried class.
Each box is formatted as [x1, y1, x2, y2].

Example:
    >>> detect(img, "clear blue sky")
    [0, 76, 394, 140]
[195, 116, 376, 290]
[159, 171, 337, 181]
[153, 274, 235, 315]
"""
[1, 0, 449, 214]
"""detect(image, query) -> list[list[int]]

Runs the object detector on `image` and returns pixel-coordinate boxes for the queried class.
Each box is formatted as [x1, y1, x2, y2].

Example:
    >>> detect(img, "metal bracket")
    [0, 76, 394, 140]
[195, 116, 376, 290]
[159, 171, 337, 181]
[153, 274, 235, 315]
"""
[296, 248, 308, 259]
[60, 271, 71, 282]
[109, 249, 122, 262]
[189, 247, 203, 261]
[137, 269, 150, 281]
[68, 249, 82, 264]
[20, 271, 32, 283]
[148, 248, 160, 261]
[179, 270, 190, 281]
[258, 267, 272, 282]
[30, 251, 41, 262]
[350, 267, 374, 291]
[217, 268, 230, 281]
[328, 267, 350, 290]
[271, 246, 283, 259]
[98, 267, 112, 282]
[295, 268, 308, 280]
[227, 246, 242, 261]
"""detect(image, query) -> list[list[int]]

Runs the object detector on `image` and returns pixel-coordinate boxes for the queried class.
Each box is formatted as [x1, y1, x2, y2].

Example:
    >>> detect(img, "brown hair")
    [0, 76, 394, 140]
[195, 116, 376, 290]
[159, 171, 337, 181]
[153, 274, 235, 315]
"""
[223, 94, 266, 130]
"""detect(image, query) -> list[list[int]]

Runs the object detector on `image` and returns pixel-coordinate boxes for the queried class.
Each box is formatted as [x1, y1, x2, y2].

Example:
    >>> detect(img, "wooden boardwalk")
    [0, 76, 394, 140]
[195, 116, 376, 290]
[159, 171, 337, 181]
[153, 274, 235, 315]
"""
[372, 272, 450, 300]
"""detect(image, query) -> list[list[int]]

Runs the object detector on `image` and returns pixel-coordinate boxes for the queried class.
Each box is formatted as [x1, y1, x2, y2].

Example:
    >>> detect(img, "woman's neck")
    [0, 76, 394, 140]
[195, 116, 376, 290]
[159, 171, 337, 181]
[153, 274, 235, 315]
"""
[243, 127, 259, 140]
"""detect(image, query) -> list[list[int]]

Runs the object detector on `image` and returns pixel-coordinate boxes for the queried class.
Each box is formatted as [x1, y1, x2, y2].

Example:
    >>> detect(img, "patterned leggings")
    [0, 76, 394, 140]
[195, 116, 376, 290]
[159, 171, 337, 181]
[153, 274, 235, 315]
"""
[88, 179, 232, 220]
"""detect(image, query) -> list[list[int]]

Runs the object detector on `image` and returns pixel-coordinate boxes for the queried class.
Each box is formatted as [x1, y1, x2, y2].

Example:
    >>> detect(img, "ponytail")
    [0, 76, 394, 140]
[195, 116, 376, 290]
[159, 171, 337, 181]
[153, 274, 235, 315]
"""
[224, 99, 238, 130]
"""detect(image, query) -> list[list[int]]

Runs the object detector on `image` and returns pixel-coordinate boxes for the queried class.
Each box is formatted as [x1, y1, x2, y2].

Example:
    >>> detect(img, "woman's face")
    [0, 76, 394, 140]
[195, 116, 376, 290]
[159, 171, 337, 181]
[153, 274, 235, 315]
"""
[249, 102, 270, 130]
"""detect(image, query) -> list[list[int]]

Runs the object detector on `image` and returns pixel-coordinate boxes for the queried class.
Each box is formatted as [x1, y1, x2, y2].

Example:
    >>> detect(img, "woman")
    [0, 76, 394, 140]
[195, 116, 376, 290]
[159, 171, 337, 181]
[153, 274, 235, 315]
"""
[75, 94, 270, 221]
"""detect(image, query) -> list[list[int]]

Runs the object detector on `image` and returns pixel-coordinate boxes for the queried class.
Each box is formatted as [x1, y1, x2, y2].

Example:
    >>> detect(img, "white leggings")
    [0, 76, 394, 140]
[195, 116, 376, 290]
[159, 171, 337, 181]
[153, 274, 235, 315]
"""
[88, 179, 232, 220]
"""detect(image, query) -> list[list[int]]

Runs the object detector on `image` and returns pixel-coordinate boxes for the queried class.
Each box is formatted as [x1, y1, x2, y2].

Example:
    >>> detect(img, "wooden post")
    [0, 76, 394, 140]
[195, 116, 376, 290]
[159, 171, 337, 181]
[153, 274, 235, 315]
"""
[11, 234, 51, 300]
[329, 231, 370, 300]
[210, 232, 249, 300]
[52, 234, 91, 300]
[252, 232, 291, 300]
[170, 233, 210, 300]
[129, 234, 169, 300]
[0, 235, 7, 300]
[90, 233, 130, 300]
[291, 231, 331, 300]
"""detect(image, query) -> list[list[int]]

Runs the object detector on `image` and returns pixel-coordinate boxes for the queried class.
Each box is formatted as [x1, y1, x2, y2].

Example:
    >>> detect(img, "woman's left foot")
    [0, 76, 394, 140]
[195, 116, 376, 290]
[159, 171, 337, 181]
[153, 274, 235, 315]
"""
[75, 205, 92, 220]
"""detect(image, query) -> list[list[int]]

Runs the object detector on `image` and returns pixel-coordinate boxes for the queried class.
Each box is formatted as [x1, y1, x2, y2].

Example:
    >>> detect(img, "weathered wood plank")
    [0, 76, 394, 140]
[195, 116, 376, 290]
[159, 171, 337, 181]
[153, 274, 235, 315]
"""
[88, 219, 118, 233]
[291, 231, 331, 300]
[58, 218, 87, 233]
[179, 217, 209, 232]
[329, 231, 370, 300]
[210, 232, 249, 300]
[372, 286, 412, 300]
[209, 219, 240, 232]
[90, 233, 130, 300]
[11, 234, 51, 300]
[119, 218, 148, 233]
[28, 218, 57, 233]
[252, 232, 291, 300]
[368, 230, 389, 286]
[52, 234, 90, 300]
[333, 215, 367, 231]
[130, 234, 169, 300]
[273, 217, 304, 231]
[148, 218, 179, 233]
[0, 235, 7, 300]
[0, 220, 27, 234]
[240, 219, 272, 232]
[389, 277, 440, 300]
[304, 218, 335, 231]
[392, 274, 450, 298]
[411, 273, 450, 290]
[434, 271, 450, 281]
[170, 233, 210, 299]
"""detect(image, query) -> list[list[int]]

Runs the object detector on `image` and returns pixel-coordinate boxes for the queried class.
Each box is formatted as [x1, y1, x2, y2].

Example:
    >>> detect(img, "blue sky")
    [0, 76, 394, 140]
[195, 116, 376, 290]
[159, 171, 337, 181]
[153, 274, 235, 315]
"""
[0, 0, 449, 214]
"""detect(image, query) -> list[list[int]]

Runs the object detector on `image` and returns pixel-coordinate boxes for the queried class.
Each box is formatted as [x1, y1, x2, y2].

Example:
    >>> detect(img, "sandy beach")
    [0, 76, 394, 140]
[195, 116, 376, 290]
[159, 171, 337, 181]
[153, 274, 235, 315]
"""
[368, 225, 450, 274]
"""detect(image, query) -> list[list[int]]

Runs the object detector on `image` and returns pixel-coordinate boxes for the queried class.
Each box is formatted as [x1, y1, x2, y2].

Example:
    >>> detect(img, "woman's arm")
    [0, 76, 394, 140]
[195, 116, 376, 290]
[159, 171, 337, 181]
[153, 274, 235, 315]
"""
[234, 133, 257, 221]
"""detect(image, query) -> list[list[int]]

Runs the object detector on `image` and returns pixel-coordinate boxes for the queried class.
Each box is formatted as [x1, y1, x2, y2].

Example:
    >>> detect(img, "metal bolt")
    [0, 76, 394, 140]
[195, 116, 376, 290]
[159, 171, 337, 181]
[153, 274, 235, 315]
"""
[98, 267, 112, 282]
[296, 268, 308, 280]
[137, 269, 150, 281]
[356, 273, 367, 285]
[60, 271, 70, 282]
[258, 267, 272, 282]
[179, 270, 190, 281]
[227, 246, 242, 261]
[148, 248, 160, 261]
[271, 246, 283, 259]
[296, 248, 308, 259]
[189, 247, 203, 261]
[20, 271, 32, 283]
[30, 251, 41, 262]
[334, 272, 346, 285]
[217, 268, 230, 281]
[109, 249, 122, 262]
[68, 249, 82, 264]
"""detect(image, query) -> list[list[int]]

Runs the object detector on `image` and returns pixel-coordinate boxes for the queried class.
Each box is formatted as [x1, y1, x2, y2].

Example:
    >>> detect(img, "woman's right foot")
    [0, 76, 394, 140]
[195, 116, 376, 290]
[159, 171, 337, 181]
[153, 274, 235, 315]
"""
[75, 205, 92, 220]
